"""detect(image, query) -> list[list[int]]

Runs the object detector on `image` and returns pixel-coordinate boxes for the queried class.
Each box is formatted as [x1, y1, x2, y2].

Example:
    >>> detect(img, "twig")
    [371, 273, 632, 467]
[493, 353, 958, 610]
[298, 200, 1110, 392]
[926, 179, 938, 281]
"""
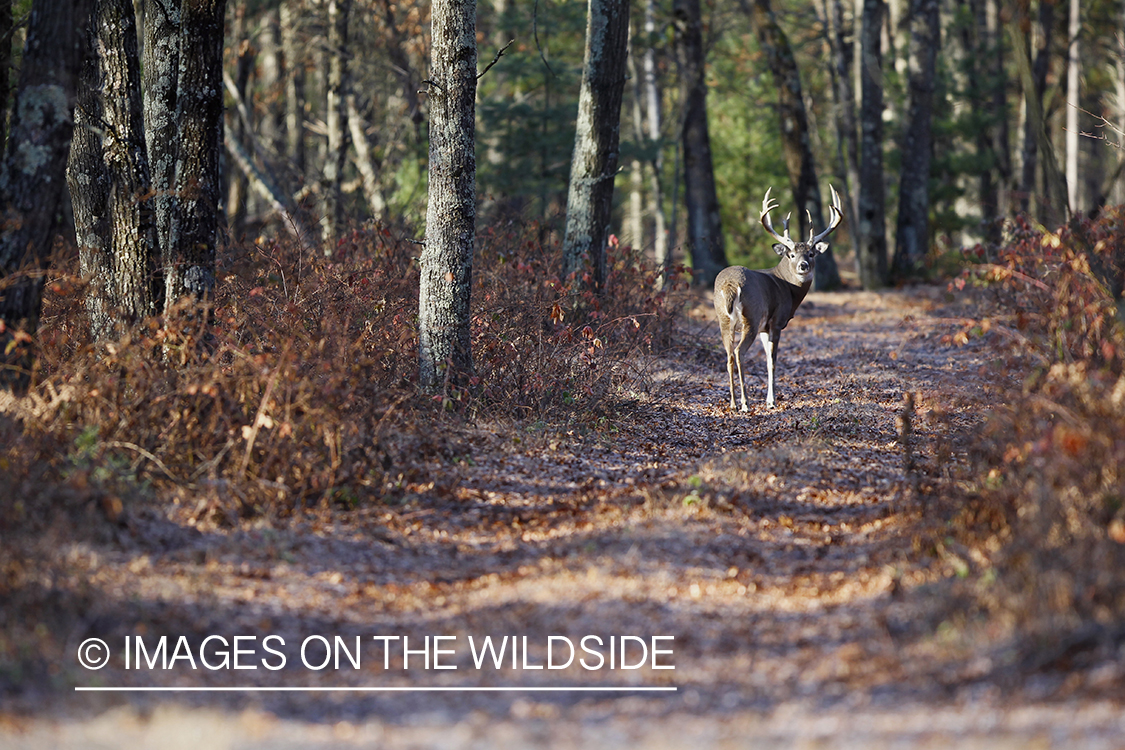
[104, 441, 181, 483]
[533, 0, 556, 77]
[478, 40, 514, 80]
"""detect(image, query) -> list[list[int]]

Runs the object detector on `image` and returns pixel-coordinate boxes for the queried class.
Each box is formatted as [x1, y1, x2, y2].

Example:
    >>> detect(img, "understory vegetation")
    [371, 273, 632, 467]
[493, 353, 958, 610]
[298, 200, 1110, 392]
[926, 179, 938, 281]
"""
[1, 225, 687, 518]
[944, 206, 1125, 667]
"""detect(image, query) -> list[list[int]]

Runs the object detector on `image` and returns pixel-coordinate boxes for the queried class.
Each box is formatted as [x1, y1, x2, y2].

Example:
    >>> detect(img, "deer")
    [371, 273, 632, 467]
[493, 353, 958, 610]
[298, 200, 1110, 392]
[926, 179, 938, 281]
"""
[713, 185, 843, 411]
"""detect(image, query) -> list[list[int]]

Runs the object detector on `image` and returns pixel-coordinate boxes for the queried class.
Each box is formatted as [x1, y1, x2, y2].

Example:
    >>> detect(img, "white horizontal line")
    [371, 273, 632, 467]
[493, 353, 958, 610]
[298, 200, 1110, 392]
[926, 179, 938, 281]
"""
[74, 686, 677, 693]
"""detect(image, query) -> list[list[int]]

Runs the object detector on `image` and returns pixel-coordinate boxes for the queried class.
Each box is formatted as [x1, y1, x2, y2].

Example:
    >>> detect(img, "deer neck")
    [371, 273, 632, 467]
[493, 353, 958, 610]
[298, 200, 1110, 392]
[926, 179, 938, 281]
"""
[772, 261, 813, 307]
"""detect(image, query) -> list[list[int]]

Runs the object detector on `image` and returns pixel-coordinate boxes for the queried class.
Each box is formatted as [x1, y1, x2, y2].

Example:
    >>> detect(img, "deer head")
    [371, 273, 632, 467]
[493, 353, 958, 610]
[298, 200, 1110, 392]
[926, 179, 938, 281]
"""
[759, 185, 843, 285]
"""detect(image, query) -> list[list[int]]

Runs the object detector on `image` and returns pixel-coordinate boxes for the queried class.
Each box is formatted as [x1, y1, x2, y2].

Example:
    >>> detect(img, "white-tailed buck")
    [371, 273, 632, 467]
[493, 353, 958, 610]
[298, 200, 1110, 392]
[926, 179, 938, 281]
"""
[714, 186, 843, 411]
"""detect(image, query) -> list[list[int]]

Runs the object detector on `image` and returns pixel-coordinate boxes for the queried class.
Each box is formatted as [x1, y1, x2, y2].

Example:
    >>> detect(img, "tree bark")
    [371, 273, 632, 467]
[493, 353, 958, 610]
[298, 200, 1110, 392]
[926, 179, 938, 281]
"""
[98, 0, 162, 328]
[561, 0, 631, 291]
[0, 0, 11, 138]
[68, 32, 114, 340]
[165, 0, 226, 311]
[142, 0, 181, 267]
[0, 0, 92, 392]
[259, 9, 285, 159]
[674, 0, 727, 286]
[280, 0, 307, 179]
[856, 0, 887, 288]
[892, 0, 939, 278]
[1065, 0, 1080, 213]
[321, 0, 351, 246]
[227, 9, 255, 239]
[747, 0, 841, 290]
[418, 0, 477, 390]
[1011, 0, 1069, 226]
[347, 94, 387, 221]
[822, 0, 861, 254]
[641, 0, 669, 281]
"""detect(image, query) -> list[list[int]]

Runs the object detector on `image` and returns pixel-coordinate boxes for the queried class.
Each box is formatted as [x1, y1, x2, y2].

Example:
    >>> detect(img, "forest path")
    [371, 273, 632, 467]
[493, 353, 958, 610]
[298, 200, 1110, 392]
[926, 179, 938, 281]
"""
[10, 287, 1125, 748]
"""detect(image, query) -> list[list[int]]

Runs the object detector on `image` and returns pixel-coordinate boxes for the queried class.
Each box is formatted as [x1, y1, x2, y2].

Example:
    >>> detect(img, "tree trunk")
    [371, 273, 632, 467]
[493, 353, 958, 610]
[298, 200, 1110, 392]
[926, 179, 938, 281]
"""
[97, 0, 162, 327]
[748, 0, 841, 290]
[165, 0, 226, 311]
[142, 0, 181, 267]
[641, 0, 669, 281]
[822, 0, 861, 253]
[627, 46, 646, 252]
[418, 0, 477, 390]
[561, 0, 631, 291]
[224, 122, 313, 246]
[1065, 0, 1080, 214]
[1011, 0, 1069, 226]
[321, 0, 351, 247]
[891, 0, 939, 278]
[259, 9, 285, 159]
[0, 0, 11, 137]
[986, 0, 1012, 221]
[674, 0, 727, 286]
[227, 10, 255, 239]
[856, 0, 887, 288]
[0, 0, 92, 392]
[347, 94, 387, 220]
[68, 34, 114, 340]
[280, 0, 306, 180]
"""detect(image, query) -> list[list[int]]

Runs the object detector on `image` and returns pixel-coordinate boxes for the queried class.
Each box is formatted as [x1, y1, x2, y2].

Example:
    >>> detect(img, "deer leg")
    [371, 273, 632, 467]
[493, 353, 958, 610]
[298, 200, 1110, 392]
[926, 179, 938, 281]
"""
[736, 329, 751, 412]
[759, 331, 776, 408]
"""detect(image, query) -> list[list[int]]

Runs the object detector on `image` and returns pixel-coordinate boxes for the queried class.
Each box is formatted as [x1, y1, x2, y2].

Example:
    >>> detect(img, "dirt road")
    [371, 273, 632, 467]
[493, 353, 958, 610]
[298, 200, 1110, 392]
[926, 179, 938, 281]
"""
[7, 288, 1123, 748]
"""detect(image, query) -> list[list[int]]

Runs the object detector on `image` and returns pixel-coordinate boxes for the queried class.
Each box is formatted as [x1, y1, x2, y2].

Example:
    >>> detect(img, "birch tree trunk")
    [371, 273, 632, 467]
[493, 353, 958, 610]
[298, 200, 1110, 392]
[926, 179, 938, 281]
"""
[418, 0, 477, 390]
[674, 0, 727, 286]
[856, 0, 887, 288]
[748, 0, 841, 290]
[322, 0, 351, 246]
[142, 0, 181, 265]
[1065, 0, 1080, 214]
[165, 0, 227, 311]
[0, 0, 91, 392]
[891, 0, 939, 278]
[627, 47, 646, 252]
[641, 0, 669, 281]
[561, 0, 631, 291]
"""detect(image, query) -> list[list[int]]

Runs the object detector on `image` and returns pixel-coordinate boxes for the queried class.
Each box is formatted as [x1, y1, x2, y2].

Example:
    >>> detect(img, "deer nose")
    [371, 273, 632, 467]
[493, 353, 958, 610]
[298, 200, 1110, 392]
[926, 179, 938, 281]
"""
[797, 260, 810, 273]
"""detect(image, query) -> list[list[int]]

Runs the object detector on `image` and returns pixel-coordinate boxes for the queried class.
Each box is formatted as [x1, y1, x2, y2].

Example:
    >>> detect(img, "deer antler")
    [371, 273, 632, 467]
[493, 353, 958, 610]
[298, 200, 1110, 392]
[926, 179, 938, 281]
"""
[810, 184, 844, 245]
[760, 187, 795, 250]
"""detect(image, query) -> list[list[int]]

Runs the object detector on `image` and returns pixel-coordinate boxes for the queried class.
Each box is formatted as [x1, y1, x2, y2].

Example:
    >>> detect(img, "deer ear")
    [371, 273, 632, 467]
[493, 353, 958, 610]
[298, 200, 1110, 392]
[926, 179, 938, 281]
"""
[815, 241, 829, 254]
[772, 243, 787, 256]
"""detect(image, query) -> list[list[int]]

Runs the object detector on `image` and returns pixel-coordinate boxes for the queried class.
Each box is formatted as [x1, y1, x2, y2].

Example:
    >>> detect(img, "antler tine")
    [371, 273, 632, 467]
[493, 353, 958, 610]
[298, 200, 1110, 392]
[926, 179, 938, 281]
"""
[759, 187, 795, 249]
[810, 184, 844, 245]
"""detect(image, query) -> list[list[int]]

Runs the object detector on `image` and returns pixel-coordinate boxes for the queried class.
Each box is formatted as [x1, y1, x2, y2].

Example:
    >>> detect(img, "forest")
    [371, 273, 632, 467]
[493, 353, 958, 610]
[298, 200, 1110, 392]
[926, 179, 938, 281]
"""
[1, 0, 1125, 744]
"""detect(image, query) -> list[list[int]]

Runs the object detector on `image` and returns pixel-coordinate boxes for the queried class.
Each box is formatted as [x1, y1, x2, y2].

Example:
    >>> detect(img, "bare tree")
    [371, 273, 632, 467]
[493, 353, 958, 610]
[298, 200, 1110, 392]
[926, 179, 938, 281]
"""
[746, 0, 841, 290]
[674, 0, 727, 285]
[856, 0, 887, 288]
[641, 0, 670, 281]
[0, 0, 92, 392]
[892, 0, 940, 278]
[418, 0, 477, 390]
[561, 0, 631, 291]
